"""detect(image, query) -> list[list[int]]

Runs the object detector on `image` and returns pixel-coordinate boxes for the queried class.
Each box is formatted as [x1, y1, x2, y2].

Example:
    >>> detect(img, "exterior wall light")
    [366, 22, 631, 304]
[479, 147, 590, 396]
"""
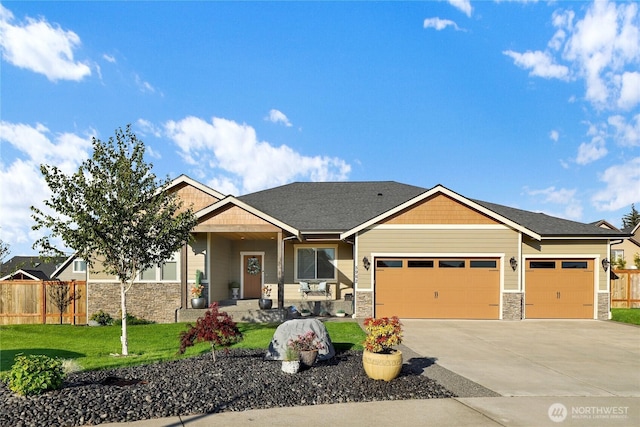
[602, 258, 610, 272]
[363, 256, 371, 271]
[509, 257, 518, 271]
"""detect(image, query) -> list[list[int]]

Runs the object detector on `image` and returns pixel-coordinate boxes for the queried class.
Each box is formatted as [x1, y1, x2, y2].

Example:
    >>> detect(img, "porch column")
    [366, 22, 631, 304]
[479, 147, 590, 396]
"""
[277, 231, 284, 309]
[181, 243, 188, 309]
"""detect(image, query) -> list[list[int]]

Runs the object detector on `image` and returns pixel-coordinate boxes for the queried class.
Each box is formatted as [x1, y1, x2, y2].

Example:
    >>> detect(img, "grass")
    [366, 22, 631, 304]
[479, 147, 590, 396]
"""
[0, 321, 365, 372]
[611, 308, 640, 325]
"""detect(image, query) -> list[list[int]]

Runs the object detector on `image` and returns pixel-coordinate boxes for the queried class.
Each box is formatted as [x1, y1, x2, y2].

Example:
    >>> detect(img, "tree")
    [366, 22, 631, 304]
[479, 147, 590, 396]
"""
[0, 236, 9, 264]
[47, 280, 80, 325]
[32, 125, 198, 355]
[622, 204, 640, 229]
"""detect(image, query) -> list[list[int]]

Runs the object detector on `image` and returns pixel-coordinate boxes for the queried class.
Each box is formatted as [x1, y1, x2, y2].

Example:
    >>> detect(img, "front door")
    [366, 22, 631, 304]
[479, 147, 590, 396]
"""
[243, 254, 263, 298]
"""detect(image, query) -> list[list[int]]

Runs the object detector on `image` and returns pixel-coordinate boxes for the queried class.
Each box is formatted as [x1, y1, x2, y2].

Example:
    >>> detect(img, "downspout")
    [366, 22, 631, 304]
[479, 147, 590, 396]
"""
[607, 239, 624, 320]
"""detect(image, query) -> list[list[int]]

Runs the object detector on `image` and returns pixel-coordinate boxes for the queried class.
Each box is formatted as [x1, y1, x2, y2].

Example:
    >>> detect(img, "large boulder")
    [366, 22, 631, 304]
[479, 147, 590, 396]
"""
[265, 318, 335, 361]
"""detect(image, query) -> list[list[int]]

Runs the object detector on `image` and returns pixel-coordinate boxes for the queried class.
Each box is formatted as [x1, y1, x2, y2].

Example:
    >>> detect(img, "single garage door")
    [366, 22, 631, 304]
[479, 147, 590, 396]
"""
[525, 259, 594, 319]
[375, 257, 500, 319]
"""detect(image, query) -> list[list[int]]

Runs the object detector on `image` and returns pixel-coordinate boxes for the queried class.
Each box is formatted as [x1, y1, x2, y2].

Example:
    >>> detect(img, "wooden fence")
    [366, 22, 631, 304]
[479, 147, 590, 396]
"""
[0, 280, 87, 325]
[611, 270, 640, 309]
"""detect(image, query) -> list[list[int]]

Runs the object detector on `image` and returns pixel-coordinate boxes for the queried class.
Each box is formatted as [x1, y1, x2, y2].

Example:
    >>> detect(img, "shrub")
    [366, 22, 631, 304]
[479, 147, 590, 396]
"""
[7, 354, 66, 396]
[178, 302, 243, 362]
[113, 313, 154, 326]
[90, 310, 114, 326]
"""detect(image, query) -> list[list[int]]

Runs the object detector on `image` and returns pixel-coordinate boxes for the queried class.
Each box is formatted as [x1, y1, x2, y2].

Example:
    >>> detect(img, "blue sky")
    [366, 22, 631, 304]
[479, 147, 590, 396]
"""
[1, 0, 639, 257]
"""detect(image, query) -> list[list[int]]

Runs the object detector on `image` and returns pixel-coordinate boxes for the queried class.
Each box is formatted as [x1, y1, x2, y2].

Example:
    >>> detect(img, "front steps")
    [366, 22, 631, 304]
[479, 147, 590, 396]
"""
[176, 298, 354, 323]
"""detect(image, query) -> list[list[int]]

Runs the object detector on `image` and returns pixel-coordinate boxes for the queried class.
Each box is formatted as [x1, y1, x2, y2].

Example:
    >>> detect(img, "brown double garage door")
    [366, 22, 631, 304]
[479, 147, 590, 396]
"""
[375, 258, 500, 319]
[374, 257, 595, 319]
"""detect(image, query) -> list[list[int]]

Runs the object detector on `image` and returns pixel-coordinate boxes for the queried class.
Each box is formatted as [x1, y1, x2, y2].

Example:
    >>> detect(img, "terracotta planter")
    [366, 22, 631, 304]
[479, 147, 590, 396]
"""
[362, 349, 403, 381]
[299, 350, 319, 368]
[258, 298, 273, 310]
[191, 298, 206, 309]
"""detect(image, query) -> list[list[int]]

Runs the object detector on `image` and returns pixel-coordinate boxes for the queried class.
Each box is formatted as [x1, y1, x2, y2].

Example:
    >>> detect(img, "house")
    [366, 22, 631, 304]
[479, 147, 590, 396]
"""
[595, 220, 640, 268]
[86, 175, 629, 323]
[0, 255, 86, 281]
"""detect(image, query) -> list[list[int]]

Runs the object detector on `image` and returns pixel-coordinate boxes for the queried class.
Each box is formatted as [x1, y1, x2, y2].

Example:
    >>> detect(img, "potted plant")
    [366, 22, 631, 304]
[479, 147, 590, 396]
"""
[362, 316, 403, 381]
[300, 308, 311, 317]
[336, 309, 346, 318]
[281, 346, 300, 374]
[228, 281, 240, 299]
[259, 285, 273, 309]
[288, 331, 325, 368]
[190, 270, 206, 309]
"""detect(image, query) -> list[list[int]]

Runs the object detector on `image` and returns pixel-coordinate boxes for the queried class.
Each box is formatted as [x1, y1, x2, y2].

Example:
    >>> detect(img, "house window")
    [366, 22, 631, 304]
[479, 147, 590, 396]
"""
[73, 260, 87, 273]
[295, 246, 336, 281]
[612, 250, 624, 261]
[139, 252, 179, 281]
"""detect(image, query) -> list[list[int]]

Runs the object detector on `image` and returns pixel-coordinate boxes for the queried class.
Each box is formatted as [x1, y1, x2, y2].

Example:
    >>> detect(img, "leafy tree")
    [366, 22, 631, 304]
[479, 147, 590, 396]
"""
[0, 236, 9, 264]
[178, 303, 243, 362]
[622, 204, 640, 229]
[32, 125, 198, 355]
[47, 280, 81, 324]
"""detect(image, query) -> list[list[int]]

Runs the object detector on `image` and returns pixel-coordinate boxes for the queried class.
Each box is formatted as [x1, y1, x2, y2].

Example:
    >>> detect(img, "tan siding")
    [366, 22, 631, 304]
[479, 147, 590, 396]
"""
[357, 228, 519, 291]
[187, 233, 208, 282]
[210, 236, 232, 301]
[523, 238, 609, 291]
[55, 263, 87, 282]
[172, 183, 219, 212]
[383, 194, 499, 225]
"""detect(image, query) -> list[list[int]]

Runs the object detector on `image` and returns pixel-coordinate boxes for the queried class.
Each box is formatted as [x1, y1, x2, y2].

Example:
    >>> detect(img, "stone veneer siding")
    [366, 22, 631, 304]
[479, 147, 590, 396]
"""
[88, 282, 182, 324]
[598, 293, 610, 320]
[502, 292, 523, 320]
[355, 291, 373, 318]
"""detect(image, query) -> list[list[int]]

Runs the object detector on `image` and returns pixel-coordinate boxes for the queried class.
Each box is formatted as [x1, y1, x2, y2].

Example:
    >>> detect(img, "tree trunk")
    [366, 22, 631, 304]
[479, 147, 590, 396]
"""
[120, 281, 129, 356]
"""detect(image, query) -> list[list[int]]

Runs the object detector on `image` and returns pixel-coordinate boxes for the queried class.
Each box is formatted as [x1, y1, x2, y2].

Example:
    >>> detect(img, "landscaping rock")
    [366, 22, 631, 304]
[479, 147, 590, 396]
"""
[265, 318, 335, 361]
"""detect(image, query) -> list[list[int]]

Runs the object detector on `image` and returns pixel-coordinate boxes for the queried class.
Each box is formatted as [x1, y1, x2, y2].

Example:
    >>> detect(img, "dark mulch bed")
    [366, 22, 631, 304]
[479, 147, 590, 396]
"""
[0, 349, 455, 427]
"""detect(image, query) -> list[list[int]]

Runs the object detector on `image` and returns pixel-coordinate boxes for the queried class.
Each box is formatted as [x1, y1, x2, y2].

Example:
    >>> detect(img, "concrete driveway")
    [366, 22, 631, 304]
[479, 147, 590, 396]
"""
[401, 320, 640, 397]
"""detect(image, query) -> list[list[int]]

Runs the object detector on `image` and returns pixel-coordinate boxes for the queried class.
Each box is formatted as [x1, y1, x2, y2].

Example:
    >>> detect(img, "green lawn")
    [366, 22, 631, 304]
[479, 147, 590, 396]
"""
[611, 308, 640, 325]
[0, 321, 365, 372]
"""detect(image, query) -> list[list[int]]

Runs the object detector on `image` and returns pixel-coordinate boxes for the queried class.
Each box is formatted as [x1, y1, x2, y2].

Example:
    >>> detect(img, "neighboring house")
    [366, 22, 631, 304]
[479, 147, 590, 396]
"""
[87, 175, 629, 323]
[595, 221, 640, 268]
[0, 255, 81, 281]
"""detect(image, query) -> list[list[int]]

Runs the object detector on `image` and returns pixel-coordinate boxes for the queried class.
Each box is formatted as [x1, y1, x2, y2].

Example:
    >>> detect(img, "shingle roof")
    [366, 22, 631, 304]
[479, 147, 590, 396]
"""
[238, 181, 427, 231]
[0, 256, 67, 280]
[239, 181, 628, 239]
[472, 199, 626, 237]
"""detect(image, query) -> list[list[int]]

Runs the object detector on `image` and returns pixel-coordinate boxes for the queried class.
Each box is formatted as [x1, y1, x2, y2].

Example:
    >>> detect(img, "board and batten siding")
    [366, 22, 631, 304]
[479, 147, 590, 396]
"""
[522, 238, 609, 291]
[357, 227, 520, 291]
[187, 233, 208, 282]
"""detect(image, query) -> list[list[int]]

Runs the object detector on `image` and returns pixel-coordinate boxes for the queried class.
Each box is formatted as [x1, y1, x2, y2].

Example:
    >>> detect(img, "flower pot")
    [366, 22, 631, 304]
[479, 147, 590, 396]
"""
[231, 288, 239, 299]
[299, 350, 319, 368]
[362, 349, 403, 381]
[336, 312, 346, 318]
[281, 360, 300, 374]
[258, 298, 273, 310]
[191, 298, 206, 309]
[300, 311, 311, 317]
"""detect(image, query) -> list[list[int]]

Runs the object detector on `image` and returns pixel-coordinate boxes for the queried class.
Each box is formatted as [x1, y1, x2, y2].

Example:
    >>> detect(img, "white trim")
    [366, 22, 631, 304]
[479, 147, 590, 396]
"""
[522, 254, 600, 320]
[0, 269, 41, 281]
[163, 174, 226, 199]
[240, 251, 265, 299]
[72, 259, 87, 274]
[340, 185, 542, 241]
[51, 253, 78, 278]
[371, 224, 511, 230]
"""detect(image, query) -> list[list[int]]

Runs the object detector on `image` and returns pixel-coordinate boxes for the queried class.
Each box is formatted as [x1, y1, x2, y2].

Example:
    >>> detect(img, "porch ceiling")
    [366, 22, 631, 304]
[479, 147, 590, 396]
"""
[215, 231, 280, 241]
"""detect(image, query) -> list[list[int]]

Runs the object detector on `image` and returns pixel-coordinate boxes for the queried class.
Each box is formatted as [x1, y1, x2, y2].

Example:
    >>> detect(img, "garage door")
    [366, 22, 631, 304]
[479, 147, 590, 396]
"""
[375, 257, 500, 319]
[525, 259, 594, 319]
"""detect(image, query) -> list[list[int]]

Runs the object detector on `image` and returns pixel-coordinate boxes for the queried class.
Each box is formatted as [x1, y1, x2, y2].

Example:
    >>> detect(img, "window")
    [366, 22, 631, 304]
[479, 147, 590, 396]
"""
[439, 260, 465, 268]
[296, 247, 336, 280]
[408, 260, 434, 268]
[562, 261, 588, 269]
[73, 259, 87, 273]
[377, 260, 403, 268]
[530, 261, 555, 269]
[139, 253, 179, 281]
[470, 260, 497, 268]
[612, 250, 624, 261]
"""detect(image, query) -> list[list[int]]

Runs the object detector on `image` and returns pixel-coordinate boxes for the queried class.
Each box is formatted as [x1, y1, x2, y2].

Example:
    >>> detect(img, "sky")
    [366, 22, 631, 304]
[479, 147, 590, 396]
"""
[1, 0, 639, 257]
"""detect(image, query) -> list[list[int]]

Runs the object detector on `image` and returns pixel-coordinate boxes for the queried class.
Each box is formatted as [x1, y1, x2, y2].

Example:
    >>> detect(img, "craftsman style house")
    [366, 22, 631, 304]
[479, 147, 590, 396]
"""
[86, 175, 628, 323]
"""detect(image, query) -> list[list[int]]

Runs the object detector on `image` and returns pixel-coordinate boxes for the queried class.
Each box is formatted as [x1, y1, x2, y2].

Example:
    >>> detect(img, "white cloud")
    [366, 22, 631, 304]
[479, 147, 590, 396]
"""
[549, 130, 560, 142]
[136, 119, 163, 138]
[266, 109, 293, 127]
[503, 50, 570, 79]
[592, 157, 640, 211]
[447, 0, 472, 17]
[576, 136, 608, 165]
[608, 113, 640, 147]
[0, 4, 91, 81]
[423, 18, 461, 31]
[618, 71, 640, 109]
[103, 54, 116, 63]
[524, 186, 583, 220]
[164, 116, 350, 194]
[134, 73, 157, 94]
[0, 121, 92, 254]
